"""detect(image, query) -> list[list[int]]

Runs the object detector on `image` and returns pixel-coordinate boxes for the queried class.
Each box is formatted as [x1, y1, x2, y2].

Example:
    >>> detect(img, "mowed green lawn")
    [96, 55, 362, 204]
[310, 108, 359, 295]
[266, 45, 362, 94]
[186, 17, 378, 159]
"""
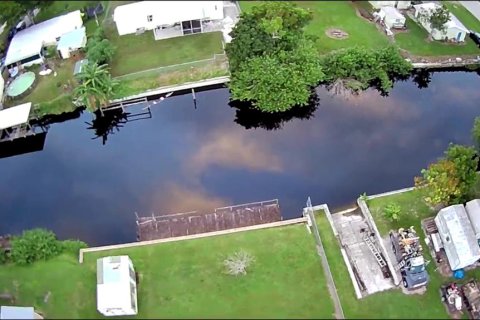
[0, 224, 335, 319]
[105, 24, 225, 76]
[396, 16, 480, 56]
[239, 1, 390, 54]
[315, 209, 449, 319]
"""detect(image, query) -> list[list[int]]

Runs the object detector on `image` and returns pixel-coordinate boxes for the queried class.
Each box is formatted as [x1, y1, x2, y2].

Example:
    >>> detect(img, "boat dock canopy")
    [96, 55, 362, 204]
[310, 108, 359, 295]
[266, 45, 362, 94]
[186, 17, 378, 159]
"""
[0, 102, 32, 130]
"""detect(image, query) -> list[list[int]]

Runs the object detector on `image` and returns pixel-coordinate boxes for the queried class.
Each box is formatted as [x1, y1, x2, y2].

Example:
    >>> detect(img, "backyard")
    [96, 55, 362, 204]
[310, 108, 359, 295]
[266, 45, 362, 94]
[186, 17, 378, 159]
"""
[3, 58, 78, 116]
[315, 209, 449, 319]
[239, 1, 391, 54]
[0, 224, 336, 318]
[4, 0, 227, 115]
[240, 1, 480, 57]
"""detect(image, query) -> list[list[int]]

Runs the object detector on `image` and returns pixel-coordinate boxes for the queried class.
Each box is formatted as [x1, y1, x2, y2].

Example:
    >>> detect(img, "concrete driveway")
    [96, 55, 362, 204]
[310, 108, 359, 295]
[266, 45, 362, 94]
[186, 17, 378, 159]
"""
[460, 1, 480, 27]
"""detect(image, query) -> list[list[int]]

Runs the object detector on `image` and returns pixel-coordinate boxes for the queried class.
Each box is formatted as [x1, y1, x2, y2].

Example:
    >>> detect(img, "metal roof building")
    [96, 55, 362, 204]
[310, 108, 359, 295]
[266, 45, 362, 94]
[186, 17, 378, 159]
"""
[435, 204, 480, 270]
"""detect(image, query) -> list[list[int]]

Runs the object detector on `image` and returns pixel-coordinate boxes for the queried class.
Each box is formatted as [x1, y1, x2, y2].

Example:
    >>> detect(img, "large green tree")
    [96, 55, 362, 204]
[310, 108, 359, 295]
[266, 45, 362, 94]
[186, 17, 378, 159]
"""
[428, 5, 450, 33]
[226, 1, 312, 73]
[226, 1, 321, 113]
[74, 63, 119, 114]
[444, 144, 479, 202]
[472, 116, 480, 152]
[229, 39, 323, 112]
[86, 28, 116, 65]
[0, 1, 51, 25]
[415, 159, 461, 207]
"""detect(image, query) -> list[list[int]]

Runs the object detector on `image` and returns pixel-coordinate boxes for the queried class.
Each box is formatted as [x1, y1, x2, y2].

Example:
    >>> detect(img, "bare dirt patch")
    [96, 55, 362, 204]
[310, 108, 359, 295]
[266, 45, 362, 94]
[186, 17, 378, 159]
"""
[325, 28, 349, 40]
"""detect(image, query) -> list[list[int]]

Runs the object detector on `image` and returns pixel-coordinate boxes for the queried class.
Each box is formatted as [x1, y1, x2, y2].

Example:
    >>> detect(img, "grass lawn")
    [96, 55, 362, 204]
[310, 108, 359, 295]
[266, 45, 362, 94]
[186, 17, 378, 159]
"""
[1, 224, 336, 318]
[396, 16, 480, 56]
[240, 1, 480, 57]
[115, 59, 229, 98]
[0, 253, 96, 319]
[315, 210, 449, 318]
[240, 1, 390, 54]
[105, 26, 225, 76]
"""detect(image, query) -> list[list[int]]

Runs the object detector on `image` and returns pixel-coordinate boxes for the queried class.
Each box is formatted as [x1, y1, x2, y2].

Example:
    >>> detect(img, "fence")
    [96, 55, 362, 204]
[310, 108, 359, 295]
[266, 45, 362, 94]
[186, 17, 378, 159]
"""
[113, 53, 229, 82]
[303, 198, 345, 319]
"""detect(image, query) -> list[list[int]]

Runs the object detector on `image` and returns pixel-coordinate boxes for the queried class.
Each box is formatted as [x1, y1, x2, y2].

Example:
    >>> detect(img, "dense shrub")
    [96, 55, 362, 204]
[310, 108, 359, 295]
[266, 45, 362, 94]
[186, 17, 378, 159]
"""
[321, 46, 412, 92]
[86, 27, 116, 65]
[10, 229, 61, 265]
[383, 203, 401, 221]
[61, 239, 88, 255]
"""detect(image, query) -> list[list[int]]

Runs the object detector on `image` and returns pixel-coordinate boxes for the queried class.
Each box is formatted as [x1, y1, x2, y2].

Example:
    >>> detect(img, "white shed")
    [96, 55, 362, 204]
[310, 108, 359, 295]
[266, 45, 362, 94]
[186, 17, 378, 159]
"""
[435, 204, 480, 270]
[97, 256, 138, 317]
[56, 27, 87, 59]
[413, 3, 469, 42]
[379, 7, 406, 29]
[369, 1, 411, 10]
[4, 10, 83, 68]
[466, 199, 480, 241]
[113, 1, 224, 36]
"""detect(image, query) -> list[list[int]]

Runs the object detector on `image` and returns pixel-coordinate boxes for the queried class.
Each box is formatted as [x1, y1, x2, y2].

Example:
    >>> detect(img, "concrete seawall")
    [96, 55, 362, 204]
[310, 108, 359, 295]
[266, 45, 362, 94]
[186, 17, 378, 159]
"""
[79, 217, 306, 263]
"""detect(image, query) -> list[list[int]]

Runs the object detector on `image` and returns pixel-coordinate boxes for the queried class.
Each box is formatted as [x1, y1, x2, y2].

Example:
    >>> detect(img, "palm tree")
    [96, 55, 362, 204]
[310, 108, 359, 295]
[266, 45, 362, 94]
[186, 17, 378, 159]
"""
[73, 63, 118, 115]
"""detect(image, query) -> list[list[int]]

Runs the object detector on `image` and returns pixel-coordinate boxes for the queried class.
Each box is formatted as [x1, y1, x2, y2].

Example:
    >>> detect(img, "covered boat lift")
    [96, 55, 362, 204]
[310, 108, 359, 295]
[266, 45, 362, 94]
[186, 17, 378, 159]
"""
[0, 102, 49, 142]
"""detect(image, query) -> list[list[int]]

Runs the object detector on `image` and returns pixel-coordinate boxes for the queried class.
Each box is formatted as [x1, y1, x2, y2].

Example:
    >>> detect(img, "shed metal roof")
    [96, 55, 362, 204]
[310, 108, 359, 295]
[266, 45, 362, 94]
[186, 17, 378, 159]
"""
[0, 103, 32, 130]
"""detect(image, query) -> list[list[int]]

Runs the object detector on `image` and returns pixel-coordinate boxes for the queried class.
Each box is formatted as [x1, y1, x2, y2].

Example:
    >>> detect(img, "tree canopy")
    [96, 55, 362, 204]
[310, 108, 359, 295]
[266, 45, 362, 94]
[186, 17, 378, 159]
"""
[420, 4, 450, 33]
[415, 143, 479, 207]
[86, 28, 116, 65]
[321, 46, 412, 92]
[226, 1, 321, 113]
[74, 63, 119, 113]
[0, 1, 51, 25]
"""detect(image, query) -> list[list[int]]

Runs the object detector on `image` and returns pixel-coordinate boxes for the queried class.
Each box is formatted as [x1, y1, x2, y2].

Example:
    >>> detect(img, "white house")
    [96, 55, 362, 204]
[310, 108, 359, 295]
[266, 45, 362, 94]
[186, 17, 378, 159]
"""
[378, 6, 406, 29]
[113, 1, 224, 38]
[4, 10, 83, 69]
[97, 255, 138, 317]
[435, 204, 480, 271]
[56, 27, 87, 59]
[413, 3, 469, 42]
[369, 1, 411, 10]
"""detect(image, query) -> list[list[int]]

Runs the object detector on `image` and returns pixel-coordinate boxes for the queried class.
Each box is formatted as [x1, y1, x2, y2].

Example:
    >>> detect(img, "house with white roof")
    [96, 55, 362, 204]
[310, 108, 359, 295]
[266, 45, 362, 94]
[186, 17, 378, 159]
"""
[376, 6, 406, 29]
[97, 255, 138, 317]
[413, 2, 469, 42]
[113, 1, 227, 40]
[4, 10, 83, 69]
[434, 204, 480, 271]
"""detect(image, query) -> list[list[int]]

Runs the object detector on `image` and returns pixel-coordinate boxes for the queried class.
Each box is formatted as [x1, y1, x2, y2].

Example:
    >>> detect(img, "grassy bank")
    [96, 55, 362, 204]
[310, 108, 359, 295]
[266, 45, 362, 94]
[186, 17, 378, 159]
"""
[0, 224, 335, 318]
[239, 1, 390, 54]
[315, 209, 448, 318]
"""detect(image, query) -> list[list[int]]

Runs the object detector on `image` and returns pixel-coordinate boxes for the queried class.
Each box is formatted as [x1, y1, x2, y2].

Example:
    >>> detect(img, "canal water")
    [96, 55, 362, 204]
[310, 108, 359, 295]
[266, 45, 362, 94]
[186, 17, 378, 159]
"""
[1, 71, 479, 245]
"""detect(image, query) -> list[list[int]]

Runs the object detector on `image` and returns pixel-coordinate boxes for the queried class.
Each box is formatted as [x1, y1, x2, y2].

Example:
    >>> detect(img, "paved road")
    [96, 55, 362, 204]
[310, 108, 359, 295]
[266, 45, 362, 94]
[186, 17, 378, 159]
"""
[460, 1, 480, 28]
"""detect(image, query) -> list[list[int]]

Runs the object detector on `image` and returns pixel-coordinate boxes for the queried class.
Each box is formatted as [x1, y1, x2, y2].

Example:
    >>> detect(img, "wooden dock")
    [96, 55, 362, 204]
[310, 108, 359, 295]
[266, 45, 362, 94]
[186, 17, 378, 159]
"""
[136, 199, 282, 241]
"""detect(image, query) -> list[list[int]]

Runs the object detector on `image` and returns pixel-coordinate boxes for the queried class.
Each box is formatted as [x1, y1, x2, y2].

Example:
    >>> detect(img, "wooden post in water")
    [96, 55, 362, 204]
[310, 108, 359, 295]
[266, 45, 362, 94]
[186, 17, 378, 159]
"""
[192, 88, 197, 109]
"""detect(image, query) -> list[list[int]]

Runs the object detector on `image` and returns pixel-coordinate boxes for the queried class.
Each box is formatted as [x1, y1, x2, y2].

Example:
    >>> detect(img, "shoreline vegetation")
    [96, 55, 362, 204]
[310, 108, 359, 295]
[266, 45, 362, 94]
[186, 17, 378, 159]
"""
[1, 1, 479, 118]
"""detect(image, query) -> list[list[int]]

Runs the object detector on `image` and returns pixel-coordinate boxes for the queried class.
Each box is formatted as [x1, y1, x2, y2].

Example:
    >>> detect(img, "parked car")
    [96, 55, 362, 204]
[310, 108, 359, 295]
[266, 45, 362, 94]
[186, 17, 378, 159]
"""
[470, 30, 480, 47]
